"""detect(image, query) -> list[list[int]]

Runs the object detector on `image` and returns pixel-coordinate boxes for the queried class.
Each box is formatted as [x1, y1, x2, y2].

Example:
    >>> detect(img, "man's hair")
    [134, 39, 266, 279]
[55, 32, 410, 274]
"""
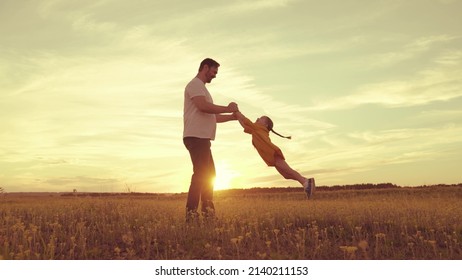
[199, 58, 220, 71]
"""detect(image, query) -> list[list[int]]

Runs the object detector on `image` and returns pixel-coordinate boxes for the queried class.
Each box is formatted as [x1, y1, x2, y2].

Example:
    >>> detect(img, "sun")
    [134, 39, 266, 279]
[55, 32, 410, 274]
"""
[213, 161, 239, 190]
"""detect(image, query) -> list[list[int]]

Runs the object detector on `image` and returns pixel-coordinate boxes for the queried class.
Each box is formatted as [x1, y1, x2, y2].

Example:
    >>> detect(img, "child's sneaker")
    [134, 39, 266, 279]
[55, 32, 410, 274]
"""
[304, 178, 315, 199]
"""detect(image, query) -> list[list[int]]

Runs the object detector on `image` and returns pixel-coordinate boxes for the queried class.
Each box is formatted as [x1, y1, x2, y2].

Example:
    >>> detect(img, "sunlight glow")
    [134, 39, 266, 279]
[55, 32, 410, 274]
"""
[213, 161, 239, 190]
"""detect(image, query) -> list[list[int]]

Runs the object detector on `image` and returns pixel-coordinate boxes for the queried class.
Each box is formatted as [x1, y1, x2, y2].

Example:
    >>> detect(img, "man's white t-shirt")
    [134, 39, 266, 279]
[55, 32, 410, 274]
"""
[183, 77, 217, 140]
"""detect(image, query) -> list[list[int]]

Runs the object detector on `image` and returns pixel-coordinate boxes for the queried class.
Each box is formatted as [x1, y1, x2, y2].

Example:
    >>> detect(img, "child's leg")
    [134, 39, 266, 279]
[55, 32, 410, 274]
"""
[274, 156, 307, 186]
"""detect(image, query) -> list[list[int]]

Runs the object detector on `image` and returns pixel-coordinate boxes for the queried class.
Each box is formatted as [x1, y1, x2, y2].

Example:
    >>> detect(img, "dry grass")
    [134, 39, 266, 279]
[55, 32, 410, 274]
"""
[1, 186, 461, 259]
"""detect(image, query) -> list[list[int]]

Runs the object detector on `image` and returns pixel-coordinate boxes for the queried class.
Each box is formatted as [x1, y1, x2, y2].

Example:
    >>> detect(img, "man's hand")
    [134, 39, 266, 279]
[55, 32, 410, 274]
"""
[227, 102, 239, 112]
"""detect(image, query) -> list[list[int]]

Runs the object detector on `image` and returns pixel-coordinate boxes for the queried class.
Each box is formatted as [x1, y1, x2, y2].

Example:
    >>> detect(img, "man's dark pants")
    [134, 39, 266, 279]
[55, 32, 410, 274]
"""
[183, 137, 216, 220]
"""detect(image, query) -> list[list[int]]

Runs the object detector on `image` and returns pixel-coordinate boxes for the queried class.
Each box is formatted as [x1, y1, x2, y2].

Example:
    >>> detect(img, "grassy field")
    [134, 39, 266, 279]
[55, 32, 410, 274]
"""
[1, 186, 461, 260]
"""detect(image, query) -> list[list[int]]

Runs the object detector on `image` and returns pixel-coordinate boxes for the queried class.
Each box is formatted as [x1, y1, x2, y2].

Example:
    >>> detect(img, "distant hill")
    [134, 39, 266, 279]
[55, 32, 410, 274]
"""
[3, 183, 461, 198]
[216, 182, 462, 195]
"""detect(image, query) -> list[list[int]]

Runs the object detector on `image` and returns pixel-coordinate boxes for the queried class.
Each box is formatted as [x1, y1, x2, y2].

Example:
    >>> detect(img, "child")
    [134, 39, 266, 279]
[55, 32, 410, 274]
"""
[234, 111, 315, 198]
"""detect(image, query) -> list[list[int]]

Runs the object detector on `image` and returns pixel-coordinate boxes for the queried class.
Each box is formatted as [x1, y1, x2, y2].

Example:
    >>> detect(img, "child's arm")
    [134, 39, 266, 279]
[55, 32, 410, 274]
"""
[234, 111, 247, 128]
[234, 111, 254, 134]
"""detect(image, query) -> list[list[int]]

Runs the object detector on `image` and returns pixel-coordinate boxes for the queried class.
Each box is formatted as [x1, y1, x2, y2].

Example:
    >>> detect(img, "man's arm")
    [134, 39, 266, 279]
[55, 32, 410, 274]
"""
[216, 114, 237, 123]
[192, 96, 238, 114]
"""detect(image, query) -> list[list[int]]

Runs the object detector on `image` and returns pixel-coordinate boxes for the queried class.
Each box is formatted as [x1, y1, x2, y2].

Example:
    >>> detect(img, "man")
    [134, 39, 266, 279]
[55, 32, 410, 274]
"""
[183, 58, 238, 222]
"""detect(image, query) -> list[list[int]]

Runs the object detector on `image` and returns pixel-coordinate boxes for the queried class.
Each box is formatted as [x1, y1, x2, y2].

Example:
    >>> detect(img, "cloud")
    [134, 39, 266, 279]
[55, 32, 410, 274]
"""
[0, 8, 199, 192]
[435, 50, 462, 65]
[411, 108, 462, 124]
[44, 176, 119, 188]
[367, 35, 459, 68]
[310, 49, 462, 111]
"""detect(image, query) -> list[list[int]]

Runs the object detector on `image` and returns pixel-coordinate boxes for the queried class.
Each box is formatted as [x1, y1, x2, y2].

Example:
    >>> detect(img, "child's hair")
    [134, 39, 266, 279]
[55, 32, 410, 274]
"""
[264, 116, 292, 139]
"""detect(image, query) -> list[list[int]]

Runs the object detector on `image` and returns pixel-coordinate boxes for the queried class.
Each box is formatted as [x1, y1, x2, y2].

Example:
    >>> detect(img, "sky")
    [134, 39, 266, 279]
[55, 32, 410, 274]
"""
[1, 0, 461, 193]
